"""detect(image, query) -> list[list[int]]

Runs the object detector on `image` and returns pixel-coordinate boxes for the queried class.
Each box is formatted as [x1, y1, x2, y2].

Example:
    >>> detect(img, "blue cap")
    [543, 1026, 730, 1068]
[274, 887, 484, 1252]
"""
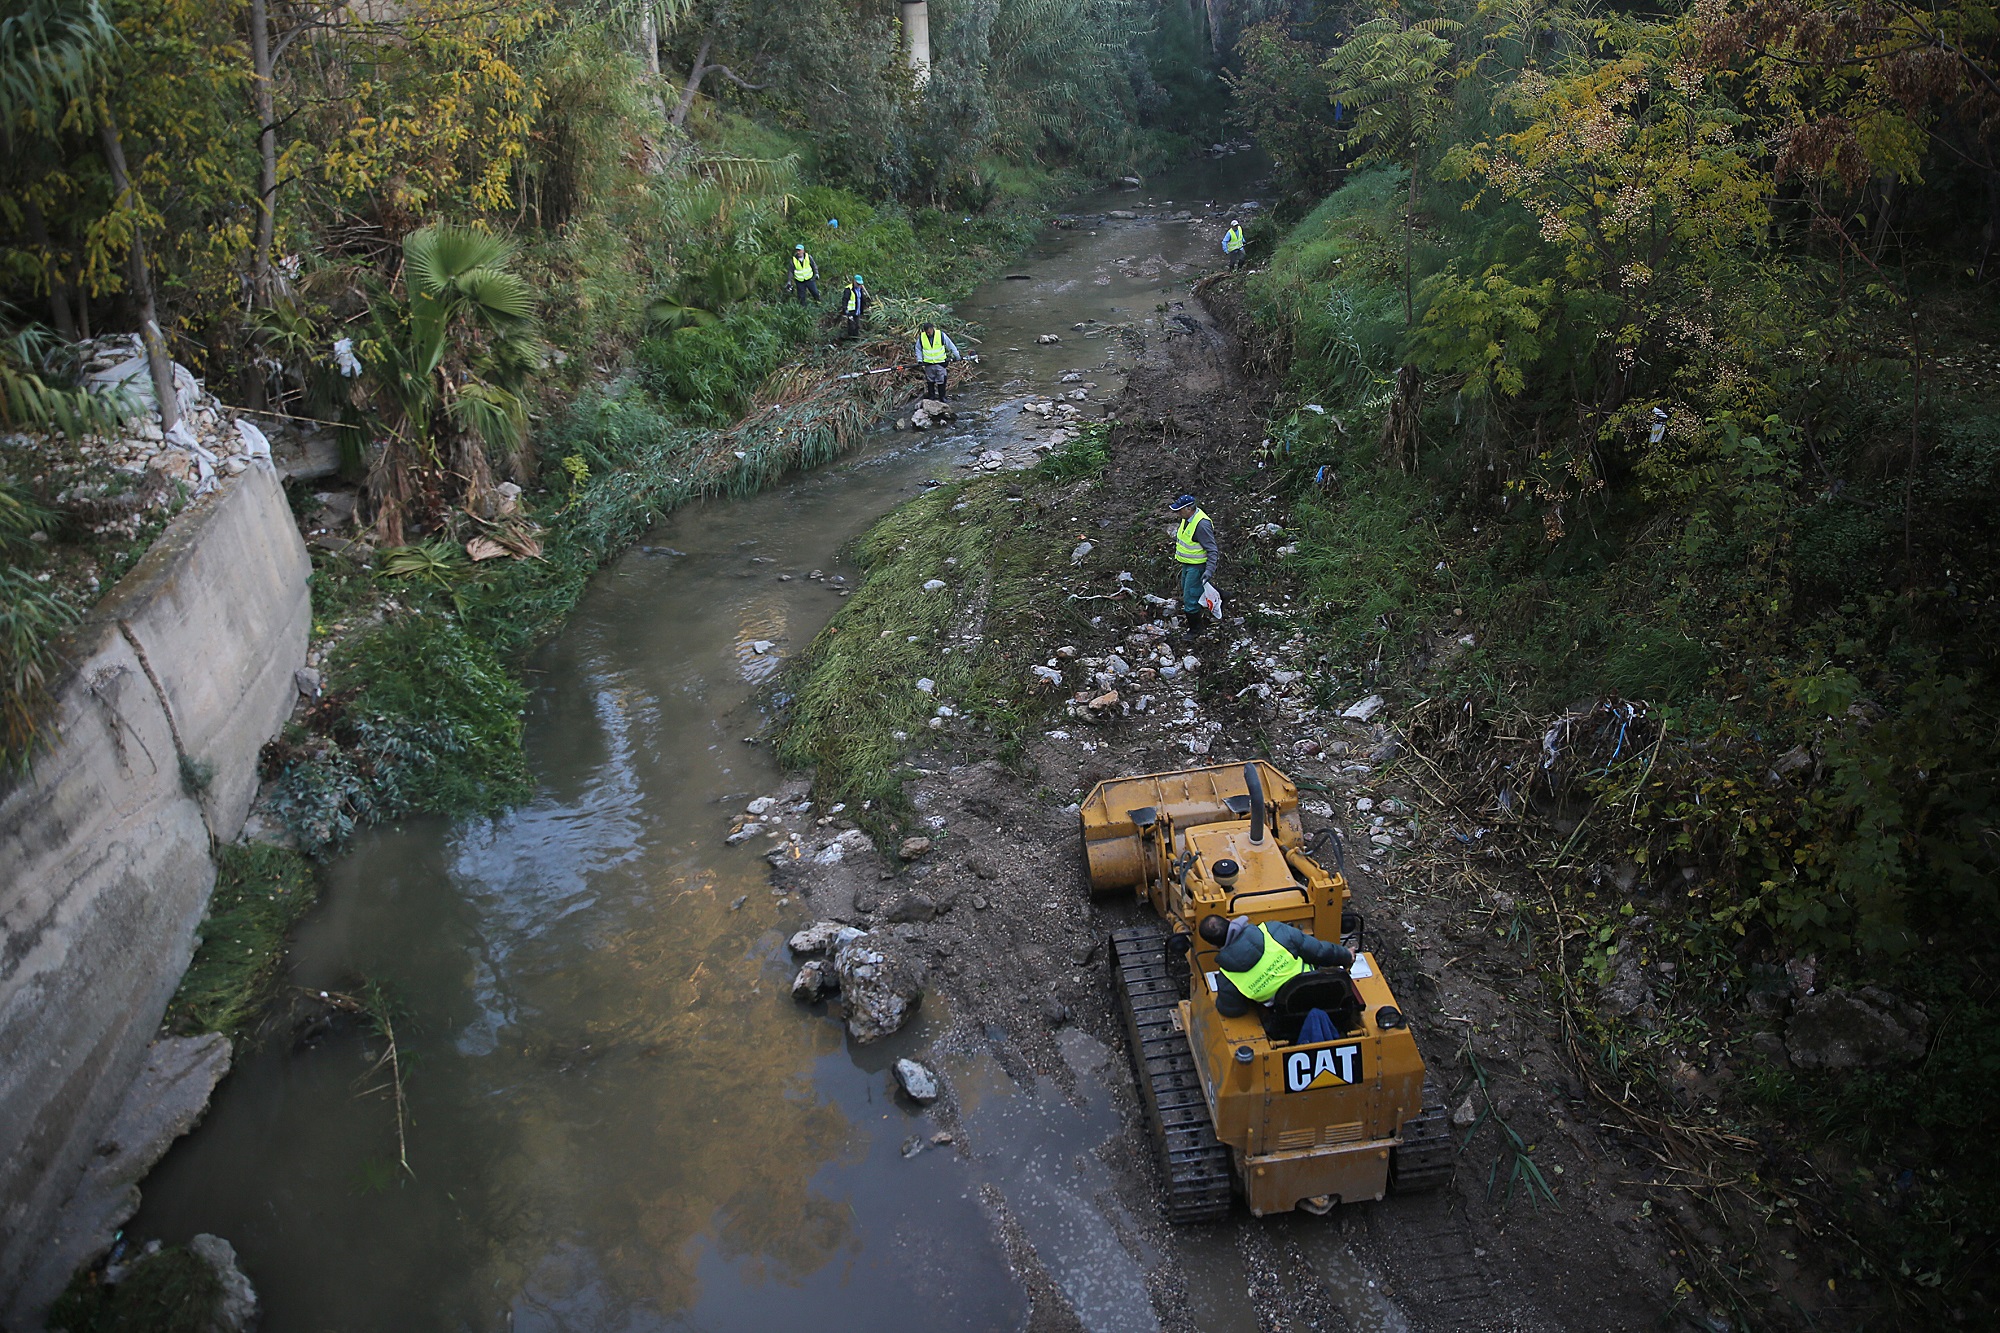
[854, 274, 865, 283]
[1170, 493, 1197, 510]
[827, 218, 839, 227]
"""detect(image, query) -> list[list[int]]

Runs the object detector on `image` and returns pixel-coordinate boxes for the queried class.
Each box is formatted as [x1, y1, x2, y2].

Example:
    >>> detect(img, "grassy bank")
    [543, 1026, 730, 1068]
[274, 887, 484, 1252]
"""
[776, 426, 1158, 836]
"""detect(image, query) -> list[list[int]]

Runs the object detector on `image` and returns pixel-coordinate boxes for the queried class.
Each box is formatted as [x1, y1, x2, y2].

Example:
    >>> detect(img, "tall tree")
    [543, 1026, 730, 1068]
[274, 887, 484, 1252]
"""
[1321, 12, 1461, 328]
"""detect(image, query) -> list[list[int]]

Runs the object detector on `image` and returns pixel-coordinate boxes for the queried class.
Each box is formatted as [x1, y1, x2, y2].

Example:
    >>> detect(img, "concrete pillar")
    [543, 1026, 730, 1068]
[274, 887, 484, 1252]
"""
[900, 1, 932, 88]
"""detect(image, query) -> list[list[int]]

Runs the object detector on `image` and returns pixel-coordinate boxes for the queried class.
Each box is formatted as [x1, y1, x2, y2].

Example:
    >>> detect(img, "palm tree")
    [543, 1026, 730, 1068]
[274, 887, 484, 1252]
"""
[360, 225, 543, 543]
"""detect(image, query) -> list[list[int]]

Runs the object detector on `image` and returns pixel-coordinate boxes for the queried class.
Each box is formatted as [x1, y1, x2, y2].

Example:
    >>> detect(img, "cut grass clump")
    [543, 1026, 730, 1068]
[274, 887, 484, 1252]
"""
[1032, 423, 1112, 484]
[47, 1244, 223, 1333]
[164, 843, 319, 1039]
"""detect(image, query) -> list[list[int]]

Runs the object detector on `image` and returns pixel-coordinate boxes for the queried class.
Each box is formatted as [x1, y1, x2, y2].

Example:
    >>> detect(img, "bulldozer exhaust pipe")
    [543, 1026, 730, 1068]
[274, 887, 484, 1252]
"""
[1244, 762, 1266, 845]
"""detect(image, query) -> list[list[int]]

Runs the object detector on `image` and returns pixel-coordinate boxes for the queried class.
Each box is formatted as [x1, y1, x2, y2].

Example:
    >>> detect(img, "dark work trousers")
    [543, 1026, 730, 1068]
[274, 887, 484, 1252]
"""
[922, 363, 949, 398]
[793, 277, 820, 305]
[1181, 561, 1208, 617]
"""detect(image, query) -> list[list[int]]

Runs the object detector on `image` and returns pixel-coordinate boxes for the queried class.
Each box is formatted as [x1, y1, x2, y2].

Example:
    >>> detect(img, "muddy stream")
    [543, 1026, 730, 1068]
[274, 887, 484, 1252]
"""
[127, 158, 1414, 1332]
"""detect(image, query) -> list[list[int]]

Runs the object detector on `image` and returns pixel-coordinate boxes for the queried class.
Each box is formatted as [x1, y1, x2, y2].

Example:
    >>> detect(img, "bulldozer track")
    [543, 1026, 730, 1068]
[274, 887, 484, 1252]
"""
[1390, 1099, 1455, 1193]
[1365, 1204, 1498, 1330]
[1110, 924, 1233, 1224]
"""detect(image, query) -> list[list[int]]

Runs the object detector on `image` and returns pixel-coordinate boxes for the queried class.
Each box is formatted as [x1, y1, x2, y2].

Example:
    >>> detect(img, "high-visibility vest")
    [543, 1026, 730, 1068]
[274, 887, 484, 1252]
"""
[1223, 226, 1245, 253]
[846, 286, 864, 314]
[793, 252, 816, 281]
[1218, 924, 1307, 1003]
[1175, 509, 1211, 564]
[918, 329, 948, 364]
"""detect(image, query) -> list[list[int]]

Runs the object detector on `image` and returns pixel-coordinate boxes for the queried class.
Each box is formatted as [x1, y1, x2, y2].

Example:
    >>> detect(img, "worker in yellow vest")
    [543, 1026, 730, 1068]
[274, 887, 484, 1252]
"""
[914, 322, 962, 399]
[1198, 913, 1353, 1017]
[790, 244, 821, 305]
[843, 274, 870, 339]
[1167, 492, 1219, 632]
[1222, 219, 1247, 270]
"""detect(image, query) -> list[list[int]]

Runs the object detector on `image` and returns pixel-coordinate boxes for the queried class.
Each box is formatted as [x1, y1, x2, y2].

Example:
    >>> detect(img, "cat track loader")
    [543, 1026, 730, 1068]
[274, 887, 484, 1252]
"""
[1081, 760, 1450, 1221]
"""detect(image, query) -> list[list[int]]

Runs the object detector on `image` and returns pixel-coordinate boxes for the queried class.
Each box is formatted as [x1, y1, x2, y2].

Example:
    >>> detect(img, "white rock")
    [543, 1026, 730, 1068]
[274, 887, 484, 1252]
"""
[747, 796, 777, 816]
[916, 678, 937, 693]
[1070, 541, 1094, 565]
[922, 579, 947, 593]
[189, 1235, 258, 1332]
[1342, 694, 1387, 722]
[725, 822, 763, 845]
[894, 1058, 941, 1103]
[790, 920, 867, 956]
[1276, 543, 1300, 557]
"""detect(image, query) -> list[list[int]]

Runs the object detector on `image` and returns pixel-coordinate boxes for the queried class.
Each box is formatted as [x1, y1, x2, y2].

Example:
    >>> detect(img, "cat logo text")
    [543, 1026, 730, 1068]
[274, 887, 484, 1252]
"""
[1284, 1044, 1362, 1093]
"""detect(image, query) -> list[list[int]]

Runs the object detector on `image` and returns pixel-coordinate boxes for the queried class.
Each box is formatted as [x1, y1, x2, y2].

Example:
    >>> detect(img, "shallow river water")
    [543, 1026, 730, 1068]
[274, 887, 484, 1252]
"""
[132, 159, 1300, 1331]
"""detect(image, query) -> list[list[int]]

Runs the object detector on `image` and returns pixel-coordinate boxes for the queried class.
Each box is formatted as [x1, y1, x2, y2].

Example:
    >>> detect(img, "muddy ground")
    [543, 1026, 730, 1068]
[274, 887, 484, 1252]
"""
[744, 283, 1713, 1332]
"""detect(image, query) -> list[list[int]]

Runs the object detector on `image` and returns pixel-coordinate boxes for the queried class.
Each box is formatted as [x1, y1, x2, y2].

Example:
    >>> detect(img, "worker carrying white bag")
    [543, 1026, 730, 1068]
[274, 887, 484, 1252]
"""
[1167, 492, 1223, 634]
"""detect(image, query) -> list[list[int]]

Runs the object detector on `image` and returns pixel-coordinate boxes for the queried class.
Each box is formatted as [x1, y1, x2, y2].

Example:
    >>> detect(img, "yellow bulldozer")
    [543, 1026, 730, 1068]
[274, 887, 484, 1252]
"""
[1081, 760, 1450, 1221]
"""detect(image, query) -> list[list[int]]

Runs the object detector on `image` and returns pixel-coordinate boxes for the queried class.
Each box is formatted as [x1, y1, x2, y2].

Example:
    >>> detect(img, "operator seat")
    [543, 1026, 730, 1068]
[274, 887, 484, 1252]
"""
[1263, 968, 1365, 1045]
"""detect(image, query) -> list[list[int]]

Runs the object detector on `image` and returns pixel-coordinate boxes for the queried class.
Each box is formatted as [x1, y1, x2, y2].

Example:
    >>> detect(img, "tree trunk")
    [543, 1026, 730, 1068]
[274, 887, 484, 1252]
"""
[97, 114, 181, 435]
[1404, 160, 1418, 328]
[21, 198, 78, 341]
[900, 2, 931, 87]
[671, 33, 713, 128]
[1379, 364, 1422, 473]
[249, 0, 278, 306]
[640, 4, 666, 117]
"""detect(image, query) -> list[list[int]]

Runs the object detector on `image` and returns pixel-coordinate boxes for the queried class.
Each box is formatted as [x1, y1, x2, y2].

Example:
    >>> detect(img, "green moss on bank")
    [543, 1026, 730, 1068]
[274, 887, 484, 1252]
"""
[163, 844, 319, 1040]
[47, 1245, 223, 1333]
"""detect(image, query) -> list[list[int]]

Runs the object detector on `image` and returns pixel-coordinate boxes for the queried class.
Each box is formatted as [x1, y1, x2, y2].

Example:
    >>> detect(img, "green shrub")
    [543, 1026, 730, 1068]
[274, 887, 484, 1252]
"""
[271, 617, 528, 858]
[638, 305, 814, 424]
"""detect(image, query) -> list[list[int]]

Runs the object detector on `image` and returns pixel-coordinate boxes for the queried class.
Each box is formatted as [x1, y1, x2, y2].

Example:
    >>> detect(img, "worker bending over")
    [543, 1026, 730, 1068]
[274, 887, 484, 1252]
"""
[1167, 493, 1219, 633]
[914, 323, 962, 398]
[1198, 914, 1354, 1018]
[843, 274, 871, 339]
[1222, 219, 1247, 270]
[791, 244, 821, 305]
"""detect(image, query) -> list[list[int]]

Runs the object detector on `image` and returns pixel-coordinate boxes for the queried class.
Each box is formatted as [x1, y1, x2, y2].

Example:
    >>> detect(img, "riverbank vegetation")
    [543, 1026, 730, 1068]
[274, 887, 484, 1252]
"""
[163, 843, 319, 1039]
[1225, 1, 1998, 1324]
[0, 0, 1228, 780]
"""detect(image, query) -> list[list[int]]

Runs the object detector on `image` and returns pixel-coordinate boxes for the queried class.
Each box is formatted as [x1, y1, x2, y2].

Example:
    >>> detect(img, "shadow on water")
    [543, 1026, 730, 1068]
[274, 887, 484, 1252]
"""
[131, 153, 1279, 1332]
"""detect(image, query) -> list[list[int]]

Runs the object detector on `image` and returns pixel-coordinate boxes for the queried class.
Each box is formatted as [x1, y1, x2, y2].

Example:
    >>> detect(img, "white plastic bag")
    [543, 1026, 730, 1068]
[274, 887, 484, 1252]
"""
[1199, 581, 1224, 620]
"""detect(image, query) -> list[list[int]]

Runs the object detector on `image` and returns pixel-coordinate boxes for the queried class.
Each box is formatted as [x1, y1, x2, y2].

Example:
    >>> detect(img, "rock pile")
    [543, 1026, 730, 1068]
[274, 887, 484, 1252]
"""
[788, 919, 927, 1042]
[6, 337, 277, 540]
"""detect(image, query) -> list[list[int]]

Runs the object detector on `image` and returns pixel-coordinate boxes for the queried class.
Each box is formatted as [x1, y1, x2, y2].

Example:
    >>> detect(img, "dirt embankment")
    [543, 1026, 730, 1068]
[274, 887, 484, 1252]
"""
[768, 280, 1693, 1332]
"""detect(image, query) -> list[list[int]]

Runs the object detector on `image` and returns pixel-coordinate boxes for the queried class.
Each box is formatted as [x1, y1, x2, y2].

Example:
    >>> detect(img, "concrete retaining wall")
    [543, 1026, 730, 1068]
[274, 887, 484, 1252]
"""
[0, 463, 309, 1321]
